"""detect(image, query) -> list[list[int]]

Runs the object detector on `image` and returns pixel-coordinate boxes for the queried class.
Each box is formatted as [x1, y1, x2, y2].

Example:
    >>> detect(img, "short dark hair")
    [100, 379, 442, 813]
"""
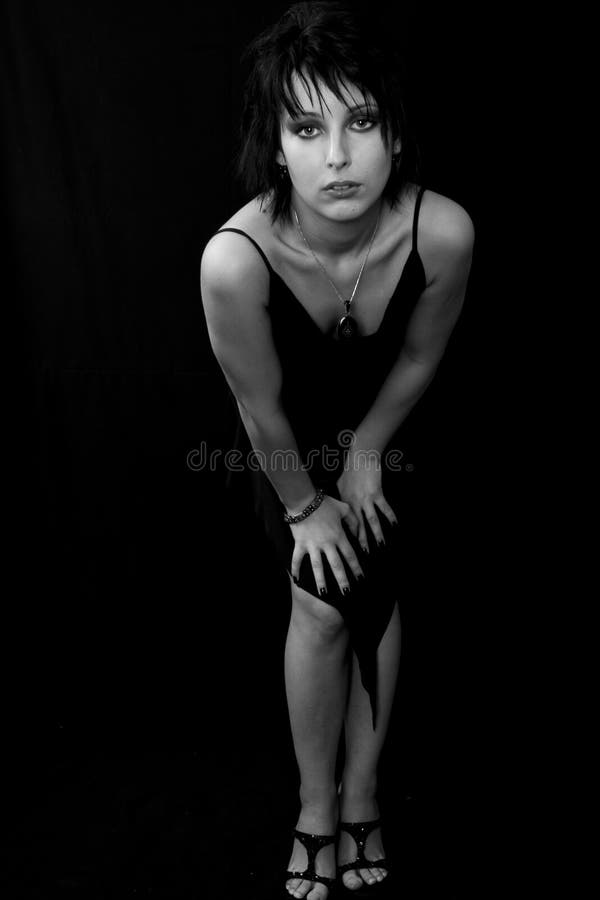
[234, 0, 421, 225]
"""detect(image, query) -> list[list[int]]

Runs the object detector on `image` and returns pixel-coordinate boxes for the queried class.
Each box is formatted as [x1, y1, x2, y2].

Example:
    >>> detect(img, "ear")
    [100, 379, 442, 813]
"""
[392, 137, 402, 156]
[275, 149, 286, 166]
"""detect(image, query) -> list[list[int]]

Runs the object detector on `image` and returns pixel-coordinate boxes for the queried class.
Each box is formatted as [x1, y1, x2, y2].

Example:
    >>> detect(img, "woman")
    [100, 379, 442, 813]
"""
[200, 2, 474, 897]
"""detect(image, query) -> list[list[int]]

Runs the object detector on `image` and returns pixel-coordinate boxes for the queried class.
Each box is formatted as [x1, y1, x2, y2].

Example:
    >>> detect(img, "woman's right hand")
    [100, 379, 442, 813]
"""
[289, 495, 366, 595]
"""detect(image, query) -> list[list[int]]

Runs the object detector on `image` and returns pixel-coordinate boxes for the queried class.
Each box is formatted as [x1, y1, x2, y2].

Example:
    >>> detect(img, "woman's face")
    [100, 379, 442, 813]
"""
[276, 71, 400, 221]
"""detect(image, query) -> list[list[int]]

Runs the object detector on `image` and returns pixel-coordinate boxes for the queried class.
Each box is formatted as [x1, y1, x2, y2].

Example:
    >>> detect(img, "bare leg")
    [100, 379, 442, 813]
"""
[337, 600, 401, 890]
[284, 575, 351, 900]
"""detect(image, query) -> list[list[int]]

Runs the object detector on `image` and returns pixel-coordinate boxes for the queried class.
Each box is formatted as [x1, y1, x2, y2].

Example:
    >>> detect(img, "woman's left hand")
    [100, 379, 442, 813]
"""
[336, 461, 398, 551]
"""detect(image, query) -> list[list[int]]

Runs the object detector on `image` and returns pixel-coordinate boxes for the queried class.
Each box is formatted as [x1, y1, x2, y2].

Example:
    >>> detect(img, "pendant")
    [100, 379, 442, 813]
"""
[335, 314, 359, 342]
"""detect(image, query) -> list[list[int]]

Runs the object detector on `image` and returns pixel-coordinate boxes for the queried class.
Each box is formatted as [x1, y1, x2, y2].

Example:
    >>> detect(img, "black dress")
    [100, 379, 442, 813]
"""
[214, 185, 427, 728]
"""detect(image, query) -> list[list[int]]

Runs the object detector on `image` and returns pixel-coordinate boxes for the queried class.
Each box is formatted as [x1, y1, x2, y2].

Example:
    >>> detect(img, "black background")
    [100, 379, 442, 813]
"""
[3, 1, 526, 896]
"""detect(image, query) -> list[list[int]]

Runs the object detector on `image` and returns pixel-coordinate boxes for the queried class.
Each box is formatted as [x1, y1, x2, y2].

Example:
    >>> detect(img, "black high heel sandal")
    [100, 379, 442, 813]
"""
[285, 827, 338, 895]
[337, 819, 389, 892]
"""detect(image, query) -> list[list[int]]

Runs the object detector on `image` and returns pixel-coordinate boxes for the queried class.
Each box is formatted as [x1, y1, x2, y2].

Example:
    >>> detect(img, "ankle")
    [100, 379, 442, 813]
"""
[299, 783, 339, 811]
[338, 775, 378, 801]
[340, 780, 378, 810]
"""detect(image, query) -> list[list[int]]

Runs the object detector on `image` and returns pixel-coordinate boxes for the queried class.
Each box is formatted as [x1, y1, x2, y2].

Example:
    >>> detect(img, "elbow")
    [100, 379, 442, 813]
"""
[236, 393, 284, 425]
[401, 345, 444, 372]
[219, 365, 283, 424]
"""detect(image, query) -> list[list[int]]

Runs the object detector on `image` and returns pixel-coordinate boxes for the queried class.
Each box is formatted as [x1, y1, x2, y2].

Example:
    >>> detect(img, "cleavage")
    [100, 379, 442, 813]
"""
[271, 239, 411, 336]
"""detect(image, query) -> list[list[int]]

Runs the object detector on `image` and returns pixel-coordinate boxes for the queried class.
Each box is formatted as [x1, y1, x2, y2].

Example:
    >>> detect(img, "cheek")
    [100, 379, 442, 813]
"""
[355, 137, 389, 166]
[370, 139, 391, 162]
[289, 153, 317, 178]
[373, 146, 393, 174]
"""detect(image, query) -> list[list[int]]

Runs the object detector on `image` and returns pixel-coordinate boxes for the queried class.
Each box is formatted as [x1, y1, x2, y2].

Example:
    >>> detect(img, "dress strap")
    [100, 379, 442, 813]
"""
[412, 186, 426, 254]
[213, 228, 274, 275]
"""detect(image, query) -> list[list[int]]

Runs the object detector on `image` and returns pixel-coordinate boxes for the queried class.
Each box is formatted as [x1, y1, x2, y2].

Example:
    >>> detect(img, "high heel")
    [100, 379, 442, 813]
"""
[285, 827, 337, 894]
[337, 818, 389, 891]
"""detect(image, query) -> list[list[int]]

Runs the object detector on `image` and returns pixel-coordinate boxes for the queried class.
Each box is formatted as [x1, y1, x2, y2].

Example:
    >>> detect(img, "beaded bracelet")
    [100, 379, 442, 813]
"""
[283, 487, 325, 524]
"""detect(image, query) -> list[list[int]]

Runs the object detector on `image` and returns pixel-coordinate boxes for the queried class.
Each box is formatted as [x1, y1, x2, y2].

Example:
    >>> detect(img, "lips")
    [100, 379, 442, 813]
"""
[325, 181, 359, 190]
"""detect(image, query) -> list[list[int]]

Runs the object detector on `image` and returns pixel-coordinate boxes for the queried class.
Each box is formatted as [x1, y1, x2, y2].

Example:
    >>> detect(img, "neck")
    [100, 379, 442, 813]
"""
[291, 195, 383, 262]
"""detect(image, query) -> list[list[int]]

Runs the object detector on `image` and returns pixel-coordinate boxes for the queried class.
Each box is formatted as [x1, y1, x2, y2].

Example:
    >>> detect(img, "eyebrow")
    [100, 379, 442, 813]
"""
[287, 103, 378, 120]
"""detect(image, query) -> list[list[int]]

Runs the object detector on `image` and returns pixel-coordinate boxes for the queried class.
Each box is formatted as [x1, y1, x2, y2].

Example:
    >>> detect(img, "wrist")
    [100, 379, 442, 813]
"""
[345, 446, 382, 474]
[284, 487, 319, 517]
[283, 487, 325, 525]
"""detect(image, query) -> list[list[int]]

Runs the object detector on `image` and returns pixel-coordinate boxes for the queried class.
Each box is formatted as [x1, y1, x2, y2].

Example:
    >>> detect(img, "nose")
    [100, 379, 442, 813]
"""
[326, 128, 350, 169]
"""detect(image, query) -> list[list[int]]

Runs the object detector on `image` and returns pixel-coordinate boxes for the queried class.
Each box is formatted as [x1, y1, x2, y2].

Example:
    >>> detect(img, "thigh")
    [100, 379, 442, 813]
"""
[287, 572, 346, 630]
[290, 504, 400, 602]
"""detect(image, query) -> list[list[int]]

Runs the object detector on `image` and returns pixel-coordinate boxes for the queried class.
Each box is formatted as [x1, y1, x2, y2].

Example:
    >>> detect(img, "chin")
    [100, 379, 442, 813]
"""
[324, 195, 375, 214]
[329, 203, 362, 216]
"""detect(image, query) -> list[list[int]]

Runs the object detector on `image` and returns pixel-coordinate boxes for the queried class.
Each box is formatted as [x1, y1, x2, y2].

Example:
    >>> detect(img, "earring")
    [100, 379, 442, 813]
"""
[392, 152, 401, 169]
[277, 163, 289, 178]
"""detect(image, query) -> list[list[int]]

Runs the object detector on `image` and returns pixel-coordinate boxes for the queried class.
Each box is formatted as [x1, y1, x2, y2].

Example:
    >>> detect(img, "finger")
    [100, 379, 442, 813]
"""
[363, 503, 386, 546]
[337, 538, 365, 581]
[341, 508, 362, 546]
[290, 547, 307, 584]
[356, 511, 369, 552]
[323, 548, 351, 595]
[347, 507, 368, 552]
[342, 507, 359, 538]
[308, 549, 328, 597]
[374, 496, 399, 527]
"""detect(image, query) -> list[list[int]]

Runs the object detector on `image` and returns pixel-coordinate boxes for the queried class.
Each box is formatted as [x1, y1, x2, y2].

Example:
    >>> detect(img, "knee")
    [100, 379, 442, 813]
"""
[289, 578, 347, 643]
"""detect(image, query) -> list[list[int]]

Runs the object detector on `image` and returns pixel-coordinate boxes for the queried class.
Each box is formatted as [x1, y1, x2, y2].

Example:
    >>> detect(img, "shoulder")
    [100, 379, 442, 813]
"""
[418, 188, 475, 285]
[420, 188, 475, 250]
[200, 197, 272, 296]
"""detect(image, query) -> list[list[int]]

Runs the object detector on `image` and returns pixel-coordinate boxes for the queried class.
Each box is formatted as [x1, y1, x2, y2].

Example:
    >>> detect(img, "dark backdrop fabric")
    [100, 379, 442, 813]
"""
[3, 0, 518, 895]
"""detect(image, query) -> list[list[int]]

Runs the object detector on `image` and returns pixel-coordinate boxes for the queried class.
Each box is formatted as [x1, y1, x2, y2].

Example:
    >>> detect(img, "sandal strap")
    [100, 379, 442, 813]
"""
[339, 818, 381, 838]
[292, 827, 337, 846]
[338, 857, 388, 874]
[287, 827, 337, 885]
[338, 818, 386, 869]
[286, 869, 336, 886]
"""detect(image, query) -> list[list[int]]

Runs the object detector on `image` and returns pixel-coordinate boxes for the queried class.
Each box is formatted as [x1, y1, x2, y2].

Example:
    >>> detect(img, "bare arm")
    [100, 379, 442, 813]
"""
[334, 199, 475, 550]
[349, 201, 475, 461]
[200, 231, 318, 514]
[200, 230, 365, 594]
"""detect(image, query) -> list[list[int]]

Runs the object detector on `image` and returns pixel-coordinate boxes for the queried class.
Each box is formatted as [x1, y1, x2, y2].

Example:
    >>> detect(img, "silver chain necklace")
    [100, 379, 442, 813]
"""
[292, 204, 381, 341]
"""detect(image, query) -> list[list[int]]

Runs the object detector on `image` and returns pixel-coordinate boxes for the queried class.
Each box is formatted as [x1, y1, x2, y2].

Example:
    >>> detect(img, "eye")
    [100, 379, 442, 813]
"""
[294, 124, 319, 138]
[352, 117, 378, 130]
[292, 117, 378, 138]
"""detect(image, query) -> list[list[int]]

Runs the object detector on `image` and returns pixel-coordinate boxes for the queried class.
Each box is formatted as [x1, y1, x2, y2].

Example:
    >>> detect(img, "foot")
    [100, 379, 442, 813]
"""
[337, 785, 388, 891]
[286, 792, 339, 900]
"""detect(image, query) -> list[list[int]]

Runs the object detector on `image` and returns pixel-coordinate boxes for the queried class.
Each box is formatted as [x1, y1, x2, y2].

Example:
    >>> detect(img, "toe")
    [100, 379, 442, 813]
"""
[306, 884, 328, 900]
[359, 867, 376, 885]
[342, 869, 363, 890]
[296, 879, 312, 898]
[286, 878, 301, 894]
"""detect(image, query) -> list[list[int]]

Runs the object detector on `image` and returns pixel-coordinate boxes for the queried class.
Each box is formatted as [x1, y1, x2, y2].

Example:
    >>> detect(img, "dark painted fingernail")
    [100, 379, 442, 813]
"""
[391, 519, 399, 527]
[357, 572, 365, 581]
[342, 586, 351, 596]
[319, 587, 327, 597]
[377, 539, 386, 547]
[292, 575, 299, 585]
